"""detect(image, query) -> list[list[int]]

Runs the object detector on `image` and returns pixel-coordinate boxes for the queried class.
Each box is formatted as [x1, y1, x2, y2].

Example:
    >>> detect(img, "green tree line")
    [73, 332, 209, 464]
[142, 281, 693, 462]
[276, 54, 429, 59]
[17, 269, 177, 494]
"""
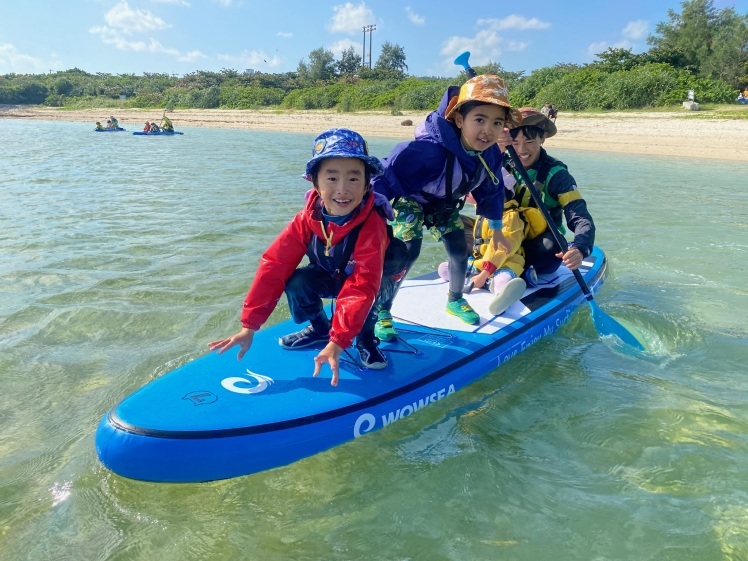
[1, 0, 745, 112]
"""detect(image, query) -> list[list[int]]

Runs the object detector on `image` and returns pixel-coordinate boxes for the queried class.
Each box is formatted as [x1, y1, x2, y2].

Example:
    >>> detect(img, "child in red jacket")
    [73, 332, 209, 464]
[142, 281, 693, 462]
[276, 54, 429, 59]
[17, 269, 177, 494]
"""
[209, 129, 391, 386]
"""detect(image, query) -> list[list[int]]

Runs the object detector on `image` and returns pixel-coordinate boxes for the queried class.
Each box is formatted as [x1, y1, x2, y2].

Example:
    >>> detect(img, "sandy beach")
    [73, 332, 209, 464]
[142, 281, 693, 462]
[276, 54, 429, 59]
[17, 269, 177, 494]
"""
[2, 104, 747, 161]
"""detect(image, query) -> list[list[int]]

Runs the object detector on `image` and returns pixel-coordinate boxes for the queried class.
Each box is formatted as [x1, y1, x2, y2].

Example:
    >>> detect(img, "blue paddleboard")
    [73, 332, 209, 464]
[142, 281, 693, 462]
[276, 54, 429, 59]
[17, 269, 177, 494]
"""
[96, 246, 608, 482]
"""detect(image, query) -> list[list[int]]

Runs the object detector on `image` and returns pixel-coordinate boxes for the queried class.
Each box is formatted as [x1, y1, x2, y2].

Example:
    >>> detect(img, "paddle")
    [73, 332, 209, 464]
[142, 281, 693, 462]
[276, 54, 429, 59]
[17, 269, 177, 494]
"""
[453, 52, 644, 350]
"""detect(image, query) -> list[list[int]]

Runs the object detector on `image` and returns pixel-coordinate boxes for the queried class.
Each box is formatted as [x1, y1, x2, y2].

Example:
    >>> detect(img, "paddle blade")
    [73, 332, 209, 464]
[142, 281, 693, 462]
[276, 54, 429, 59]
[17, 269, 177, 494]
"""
[454, 51, 471, 70]
[588, 299, 645, 351]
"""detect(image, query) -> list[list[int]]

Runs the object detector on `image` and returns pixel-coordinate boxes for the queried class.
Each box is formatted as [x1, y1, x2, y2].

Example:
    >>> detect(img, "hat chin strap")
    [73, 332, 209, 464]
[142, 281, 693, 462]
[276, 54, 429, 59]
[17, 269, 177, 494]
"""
[461, 138, 500, 186]
[460, 135, 483, 156]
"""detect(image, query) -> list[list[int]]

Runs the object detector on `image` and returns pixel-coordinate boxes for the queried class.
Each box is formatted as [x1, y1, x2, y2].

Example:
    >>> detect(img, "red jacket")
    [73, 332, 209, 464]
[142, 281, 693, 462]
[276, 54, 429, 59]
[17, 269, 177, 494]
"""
[240, 190, 387, 349]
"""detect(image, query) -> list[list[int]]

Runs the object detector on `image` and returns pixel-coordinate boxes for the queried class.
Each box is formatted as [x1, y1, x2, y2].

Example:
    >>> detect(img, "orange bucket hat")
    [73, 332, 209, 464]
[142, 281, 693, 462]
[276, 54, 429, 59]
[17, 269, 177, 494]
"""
[445, 74, 522, 128]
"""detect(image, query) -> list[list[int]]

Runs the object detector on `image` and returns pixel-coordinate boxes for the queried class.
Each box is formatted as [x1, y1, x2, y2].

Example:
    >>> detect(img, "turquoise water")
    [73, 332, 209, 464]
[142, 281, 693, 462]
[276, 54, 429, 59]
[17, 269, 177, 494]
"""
[1, 118, 747, 560]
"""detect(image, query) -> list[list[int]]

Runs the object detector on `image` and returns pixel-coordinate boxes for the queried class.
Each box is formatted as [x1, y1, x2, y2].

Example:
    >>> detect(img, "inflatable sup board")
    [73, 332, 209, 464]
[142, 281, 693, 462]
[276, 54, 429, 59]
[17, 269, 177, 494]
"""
[96, 246, 608, 482]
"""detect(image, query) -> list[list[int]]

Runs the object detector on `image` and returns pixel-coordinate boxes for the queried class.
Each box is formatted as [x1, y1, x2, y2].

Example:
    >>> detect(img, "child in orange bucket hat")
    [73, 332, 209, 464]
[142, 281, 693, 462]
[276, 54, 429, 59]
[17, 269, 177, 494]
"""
[371, 73, 521, 337]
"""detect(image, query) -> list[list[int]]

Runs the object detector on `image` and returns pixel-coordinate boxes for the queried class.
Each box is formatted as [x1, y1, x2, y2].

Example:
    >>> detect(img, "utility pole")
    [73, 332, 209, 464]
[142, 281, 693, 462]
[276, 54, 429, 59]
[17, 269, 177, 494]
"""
[367, 24, 376, 69]
[362, 26, 367, 69]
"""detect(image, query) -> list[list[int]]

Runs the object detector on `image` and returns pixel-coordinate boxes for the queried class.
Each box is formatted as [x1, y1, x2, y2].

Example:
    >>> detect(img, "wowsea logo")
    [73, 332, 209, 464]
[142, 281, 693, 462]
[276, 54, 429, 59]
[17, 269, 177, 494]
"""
[221, 370, 275, 394]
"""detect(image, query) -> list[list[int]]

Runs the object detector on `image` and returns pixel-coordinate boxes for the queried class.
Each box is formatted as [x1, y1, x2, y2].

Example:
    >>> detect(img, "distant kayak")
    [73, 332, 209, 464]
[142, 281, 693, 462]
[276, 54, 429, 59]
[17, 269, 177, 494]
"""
[132, 130, 184, 136]
[95, 128, 126, 132]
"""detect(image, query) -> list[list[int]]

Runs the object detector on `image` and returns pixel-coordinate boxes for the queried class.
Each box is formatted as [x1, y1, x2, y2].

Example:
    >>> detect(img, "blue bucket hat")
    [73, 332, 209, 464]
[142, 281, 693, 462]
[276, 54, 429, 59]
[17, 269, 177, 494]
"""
[303, 128, 384, 181]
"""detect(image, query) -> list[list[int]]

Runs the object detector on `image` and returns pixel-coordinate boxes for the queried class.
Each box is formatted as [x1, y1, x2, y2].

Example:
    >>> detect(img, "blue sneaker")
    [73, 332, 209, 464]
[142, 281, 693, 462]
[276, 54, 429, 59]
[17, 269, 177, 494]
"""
[446, 298, 480, 325]
[279, 325, 329, 349]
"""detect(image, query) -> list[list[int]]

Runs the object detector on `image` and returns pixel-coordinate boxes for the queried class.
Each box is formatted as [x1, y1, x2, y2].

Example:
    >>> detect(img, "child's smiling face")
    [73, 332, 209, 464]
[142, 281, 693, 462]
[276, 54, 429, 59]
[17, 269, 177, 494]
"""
[314, 157, 368, 216]
[454, 104, 507, 152]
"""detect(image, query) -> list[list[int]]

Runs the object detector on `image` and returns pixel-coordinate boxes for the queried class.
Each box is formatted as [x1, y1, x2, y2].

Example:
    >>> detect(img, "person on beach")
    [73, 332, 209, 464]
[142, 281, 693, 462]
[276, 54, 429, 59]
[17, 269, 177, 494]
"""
[508, 107, 595, 275]
[548, 105, 558, 123]
[371, 74, 519, 340]
[541, 102, 551, 117]
[208, 128, 395, 386]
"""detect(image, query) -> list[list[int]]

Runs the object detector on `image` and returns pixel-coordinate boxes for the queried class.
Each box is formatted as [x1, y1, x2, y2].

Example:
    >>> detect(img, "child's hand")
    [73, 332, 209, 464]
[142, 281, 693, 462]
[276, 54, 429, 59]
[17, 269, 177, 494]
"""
[208, 327, 255, 361]
[471, 269, 491, 289]
[491, 230, 512, 253]
[313, 341, 344, 386]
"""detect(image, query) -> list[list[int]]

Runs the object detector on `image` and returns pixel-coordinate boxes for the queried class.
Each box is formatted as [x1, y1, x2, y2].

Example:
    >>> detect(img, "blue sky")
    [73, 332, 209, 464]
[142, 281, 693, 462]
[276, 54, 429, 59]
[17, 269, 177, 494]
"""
[1, 0, 746, 77]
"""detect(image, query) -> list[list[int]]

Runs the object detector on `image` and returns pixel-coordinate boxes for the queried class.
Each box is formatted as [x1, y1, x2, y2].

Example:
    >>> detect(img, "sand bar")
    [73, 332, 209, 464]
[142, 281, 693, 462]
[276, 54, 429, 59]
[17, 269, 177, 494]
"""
[2, 104, 747, 162]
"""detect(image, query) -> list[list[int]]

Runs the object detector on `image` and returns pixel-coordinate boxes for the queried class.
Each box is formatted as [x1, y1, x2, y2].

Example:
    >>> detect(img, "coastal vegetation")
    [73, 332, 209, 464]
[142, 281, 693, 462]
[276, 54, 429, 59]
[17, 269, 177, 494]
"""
[1, 0, 745, 113]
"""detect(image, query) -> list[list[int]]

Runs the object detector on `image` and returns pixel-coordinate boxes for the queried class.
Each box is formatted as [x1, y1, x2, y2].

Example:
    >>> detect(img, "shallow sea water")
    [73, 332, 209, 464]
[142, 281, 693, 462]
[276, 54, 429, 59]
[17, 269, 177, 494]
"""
[1, 119, 747, 561]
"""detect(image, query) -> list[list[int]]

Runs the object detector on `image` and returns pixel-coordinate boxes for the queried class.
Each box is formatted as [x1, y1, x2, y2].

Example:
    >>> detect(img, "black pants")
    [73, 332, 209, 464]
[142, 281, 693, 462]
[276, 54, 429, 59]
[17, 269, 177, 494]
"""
[379, 227, 469, 311]
[285, 265, 397, 342]
[523, 230, 563, 275]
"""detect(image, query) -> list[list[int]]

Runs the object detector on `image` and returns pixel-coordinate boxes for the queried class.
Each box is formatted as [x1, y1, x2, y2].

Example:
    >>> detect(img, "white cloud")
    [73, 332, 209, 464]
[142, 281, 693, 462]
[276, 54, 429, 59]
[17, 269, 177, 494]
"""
[146, 39, 180, 56]
[91, 1, 198, 62]
[89, 25, 141, 50]
[585, 19, 647, 61]
[152, 0, 190, 5]
[438, 15, 549, 74]
[622, 20, 648, 41]
[328, 38, 360, 57]
[217, 50, 282, 69]
[405, 7, 424, 26]
[441, 30, 503, 73]
[504, 39, 529, 52]
[587, 40, 633, 58]
[104, 1, 171, 34]
[477, 14, 550, 31]
[277, 32, 293, 38]
[0, 43, 45, 72]
[178, 50, 207, 62]
[440, 25, 534, 74]
[213, 0, 243, 6]
[328, 2, 375, 34]
[89, 25, 182, 57]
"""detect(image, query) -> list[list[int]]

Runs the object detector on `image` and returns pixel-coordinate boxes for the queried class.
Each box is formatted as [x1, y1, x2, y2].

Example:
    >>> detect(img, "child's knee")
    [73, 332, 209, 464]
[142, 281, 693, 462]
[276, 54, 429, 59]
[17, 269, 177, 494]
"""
[285, 269, 307, 293]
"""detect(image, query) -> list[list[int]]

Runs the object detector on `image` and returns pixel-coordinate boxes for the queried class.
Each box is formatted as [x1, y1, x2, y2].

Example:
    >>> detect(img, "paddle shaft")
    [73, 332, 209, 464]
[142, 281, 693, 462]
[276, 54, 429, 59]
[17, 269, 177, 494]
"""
[459, 60, 594, 301]
[454, 52, 644, 350]
[504, 145, 593, 301]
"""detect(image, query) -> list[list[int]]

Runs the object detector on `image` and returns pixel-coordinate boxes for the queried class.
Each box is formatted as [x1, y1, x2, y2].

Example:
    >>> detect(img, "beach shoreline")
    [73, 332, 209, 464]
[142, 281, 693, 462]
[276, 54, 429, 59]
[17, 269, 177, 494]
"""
[2, 104, 747, 161]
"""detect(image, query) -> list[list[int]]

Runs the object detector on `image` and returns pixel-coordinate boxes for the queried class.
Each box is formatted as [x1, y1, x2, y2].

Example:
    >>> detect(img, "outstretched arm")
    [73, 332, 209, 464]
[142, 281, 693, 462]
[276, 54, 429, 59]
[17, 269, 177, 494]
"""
[208, 327, 255, 361]
[313, 341, 344, 386]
